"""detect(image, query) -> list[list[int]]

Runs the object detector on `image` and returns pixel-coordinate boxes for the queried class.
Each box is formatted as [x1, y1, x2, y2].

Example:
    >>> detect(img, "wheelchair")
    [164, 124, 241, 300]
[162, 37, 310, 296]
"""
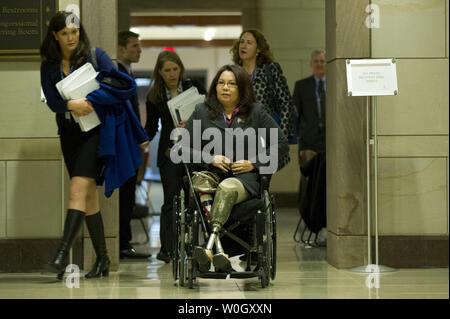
[172, 166, 277, 288]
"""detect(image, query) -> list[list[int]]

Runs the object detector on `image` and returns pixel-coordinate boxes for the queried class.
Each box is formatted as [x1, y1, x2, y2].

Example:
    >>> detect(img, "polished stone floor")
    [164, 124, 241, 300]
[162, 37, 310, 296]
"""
[0, 182, 448, 300]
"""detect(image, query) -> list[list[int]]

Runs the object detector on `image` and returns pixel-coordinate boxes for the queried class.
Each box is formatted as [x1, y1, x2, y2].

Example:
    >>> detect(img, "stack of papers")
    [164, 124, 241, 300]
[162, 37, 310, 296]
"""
[167, 86, 205, 128]
[56, 62, 101, 132]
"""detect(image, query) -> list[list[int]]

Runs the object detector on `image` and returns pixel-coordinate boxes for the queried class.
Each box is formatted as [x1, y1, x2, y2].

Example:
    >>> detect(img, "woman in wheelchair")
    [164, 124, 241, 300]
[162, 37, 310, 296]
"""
[179, 64, 290, 273]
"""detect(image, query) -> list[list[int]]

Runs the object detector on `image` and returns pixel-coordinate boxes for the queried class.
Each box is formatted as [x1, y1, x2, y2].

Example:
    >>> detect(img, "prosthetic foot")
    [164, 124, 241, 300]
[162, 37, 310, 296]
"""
[212, 235, 232, 273]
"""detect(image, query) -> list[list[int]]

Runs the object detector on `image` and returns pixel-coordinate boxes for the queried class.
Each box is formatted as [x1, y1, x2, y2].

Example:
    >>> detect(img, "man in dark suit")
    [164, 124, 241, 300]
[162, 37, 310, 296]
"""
[292, 50, 327, 243]
[293, 50, 326, 159]
[117, 30, 150, 259]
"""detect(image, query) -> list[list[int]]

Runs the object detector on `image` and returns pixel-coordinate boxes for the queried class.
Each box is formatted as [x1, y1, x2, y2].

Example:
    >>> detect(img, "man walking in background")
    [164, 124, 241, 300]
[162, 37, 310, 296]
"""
[292, 50, 327, 244]
[117, 30, 151, 259]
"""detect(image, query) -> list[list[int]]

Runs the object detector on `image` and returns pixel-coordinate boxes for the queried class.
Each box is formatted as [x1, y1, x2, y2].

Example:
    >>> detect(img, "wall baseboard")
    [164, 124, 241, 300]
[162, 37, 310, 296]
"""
[0, 238, 83, 273]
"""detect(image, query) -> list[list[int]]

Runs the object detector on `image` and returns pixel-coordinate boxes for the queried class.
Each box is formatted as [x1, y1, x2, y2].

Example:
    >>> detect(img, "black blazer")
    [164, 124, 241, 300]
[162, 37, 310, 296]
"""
[117, 62, 141, 122]
[145, 79, 206, 168]
[292, 75, 325, 152]
[181, 102, 290, 198]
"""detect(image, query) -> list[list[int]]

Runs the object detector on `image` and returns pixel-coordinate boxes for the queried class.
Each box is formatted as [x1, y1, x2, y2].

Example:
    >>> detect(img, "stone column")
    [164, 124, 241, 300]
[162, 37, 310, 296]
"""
[81, 0, 120, 272]
[325, 0, 371, 269]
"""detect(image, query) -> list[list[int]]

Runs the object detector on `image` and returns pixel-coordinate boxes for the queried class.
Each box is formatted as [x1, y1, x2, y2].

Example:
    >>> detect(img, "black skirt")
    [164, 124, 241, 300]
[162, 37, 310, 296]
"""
[59, 118, 104, 185]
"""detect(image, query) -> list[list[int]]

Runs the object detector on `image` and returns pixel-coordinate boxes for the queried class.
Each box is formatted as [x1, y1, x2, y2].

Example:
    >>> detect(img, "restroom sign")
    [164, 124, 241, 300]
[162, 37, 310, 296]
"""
[346, 59, 398, 97]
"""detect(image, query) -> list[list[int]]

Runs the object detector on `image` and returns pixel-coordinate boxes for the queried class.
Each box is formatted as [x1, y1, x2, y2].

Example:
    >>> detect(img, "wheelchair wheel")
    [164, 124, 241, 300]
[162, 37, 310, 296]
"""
[172, 195, 179, 282]
[178, 190, 186, 287]
[270, 194, 277, 280]
[258, 243, 269, 288]
[260, 263, 270, 288]
[256, 208, 270, 288]
[187, 210, 200, 288]
[185, 210, 199, 289]
[263, 190, 275, 285]
[187, 257, 194, 289]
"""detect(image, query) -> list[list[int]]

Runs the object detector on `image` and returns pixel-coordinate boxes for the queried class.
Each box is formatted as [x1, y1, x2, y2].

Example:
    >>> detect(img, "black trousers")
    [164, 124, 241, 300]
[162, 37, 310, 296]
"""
[159, 161, 184, 254]
[119, 173, 137, 250]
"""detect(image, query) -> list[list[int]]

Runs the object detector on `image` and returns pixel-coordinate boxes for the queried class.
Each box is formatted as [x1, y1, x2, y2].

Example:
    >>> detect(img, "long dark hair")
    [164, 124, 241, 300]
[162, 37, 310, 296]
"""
[147, 50, 186, 104]
[205, 64, 255, 120]
[40, 11, 90, 68]
[230, 29, 274, 67]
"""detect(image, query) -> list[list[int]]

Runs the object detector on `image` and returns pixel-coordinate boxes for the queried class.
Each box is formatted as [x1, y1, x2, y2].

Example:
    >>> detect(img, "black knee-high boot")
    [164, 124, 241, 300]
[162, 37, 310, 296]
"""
[46, 209, 85, 275]
[85, 212, 110, 278]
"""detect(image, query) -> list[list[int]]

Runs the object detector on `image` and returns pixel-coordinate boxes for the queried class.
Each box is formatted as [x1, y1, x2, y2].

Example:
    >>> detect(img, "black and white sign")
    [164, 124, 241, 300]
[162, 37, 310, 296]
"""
[346, 59, 398, 97]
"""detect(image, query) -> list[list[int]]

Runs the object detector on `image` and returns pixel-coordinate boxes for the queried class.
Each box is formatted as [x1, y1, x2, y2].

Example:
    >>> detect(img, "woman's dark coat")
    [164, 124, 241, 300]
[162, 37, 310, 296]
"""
[180, 102, 290, 197]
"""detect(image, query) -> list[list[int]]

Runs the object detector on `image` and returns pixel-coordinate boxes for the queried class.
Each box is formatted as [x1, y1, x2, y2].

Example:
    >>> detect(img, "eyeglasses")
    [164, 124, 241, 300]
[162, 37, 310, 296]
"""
[216, 80, 237, 88]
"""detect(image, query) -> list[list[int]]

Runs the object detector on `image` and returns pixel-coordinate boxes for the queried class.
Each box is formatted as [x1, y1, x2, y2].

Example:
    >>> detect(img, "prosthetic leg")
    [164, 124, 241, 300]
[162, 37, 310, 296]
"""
[194, 184, 238, 273]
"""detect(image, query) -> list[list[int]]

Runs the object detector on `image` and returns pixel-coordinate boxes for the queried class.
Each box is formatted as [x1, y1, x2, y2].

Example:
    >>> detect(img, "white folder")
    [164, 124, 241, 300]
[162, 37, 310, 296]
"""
[167, 86, 205, 128]
[56, 62, 101, 132]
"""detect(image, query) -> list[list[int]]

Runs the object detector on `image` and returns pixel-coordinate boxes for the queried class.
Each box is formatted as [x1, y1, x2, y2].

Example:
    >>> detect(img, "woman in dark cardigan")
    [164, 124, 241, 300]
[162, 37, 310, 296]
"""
[180, 64, 289, 272]
[230, 29, 296, 145]
[145, 50, 205, 263]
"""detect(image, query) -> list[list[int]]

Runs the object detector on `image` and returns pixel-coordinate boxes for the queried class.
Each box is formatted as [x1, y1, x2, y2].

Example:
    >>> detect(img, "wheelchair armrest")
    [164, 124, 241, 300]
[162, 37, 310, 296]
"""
[260, 175, 271, 193]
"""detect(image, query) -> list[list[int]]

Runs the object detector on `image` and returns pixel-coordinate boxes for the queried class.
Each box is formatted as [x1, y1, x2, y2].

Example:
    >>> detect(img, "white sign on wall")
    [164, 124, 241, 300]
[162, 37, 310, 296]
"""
[346, 59, 398, 97]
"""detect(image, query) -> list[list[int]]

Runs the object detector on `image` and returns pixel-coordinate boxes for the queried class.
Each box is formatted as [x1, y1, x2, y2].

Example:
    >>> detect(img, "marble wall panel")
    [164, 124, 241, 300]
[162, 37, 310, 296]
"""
[0, 62, 58, 138]
[301, 0, 325, 9]
[377, 158, 448, 235]
[276, 59, 304, 93]
[378, 136, 449, 158]
[372, 0, 446, 58]
[261, 0, 301, 9]
[377, 59, 449, 135]
[0, 162, 5, 238]
[261, 8, 325, 50]
[0, 139, 61, 160]
[6, 161, 63, 238]
[447, 0, 449, 57]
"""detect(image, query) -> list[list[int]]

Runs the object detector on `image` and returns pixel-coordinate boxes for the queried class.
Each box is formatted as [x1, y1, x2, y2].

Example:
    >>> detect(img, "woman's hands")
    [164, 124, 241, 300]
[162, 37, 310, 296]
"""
[230, 160, 255, 174]
[211, 155, 231, 172]
[68, 98, 94, 116]
[211, 155, 255, 174]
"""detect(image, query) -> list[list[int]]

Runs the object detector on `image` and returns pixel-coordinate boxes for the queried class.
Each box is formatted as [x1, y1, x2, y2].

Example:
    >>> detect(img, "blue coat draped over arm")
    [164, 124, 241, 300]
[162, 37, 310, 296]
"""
[87, 67, 149, 197]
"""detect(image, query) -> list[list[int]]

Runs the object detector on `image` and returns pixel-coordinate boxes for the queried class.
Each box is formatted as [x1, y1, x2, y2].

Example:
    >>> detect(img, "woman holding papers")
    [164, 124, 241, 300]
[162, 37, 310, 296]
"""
[180, 64, 289, 272]
[40, 11, 148, 279]
[145, 50, 206, 263]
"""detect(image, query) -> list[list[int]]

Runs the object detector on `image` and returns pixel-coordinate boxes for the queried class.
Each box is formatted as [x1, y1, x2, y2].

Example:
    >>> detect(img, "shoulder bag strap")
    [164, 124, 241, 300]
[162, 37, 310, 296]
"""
[90, 47, 98, 70]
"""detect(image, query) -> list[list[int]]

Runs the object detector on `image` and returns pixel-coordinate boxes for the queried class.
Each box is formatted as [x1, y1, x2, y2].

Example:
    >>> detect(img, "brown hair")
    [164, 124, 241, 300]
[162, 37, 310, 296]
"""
[147, 50, 186, 104]
[205, 64, 255, 119]
[118, 30, 139, 47]
[40, 11, 90, 69]
[230, 29, 274, 66]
